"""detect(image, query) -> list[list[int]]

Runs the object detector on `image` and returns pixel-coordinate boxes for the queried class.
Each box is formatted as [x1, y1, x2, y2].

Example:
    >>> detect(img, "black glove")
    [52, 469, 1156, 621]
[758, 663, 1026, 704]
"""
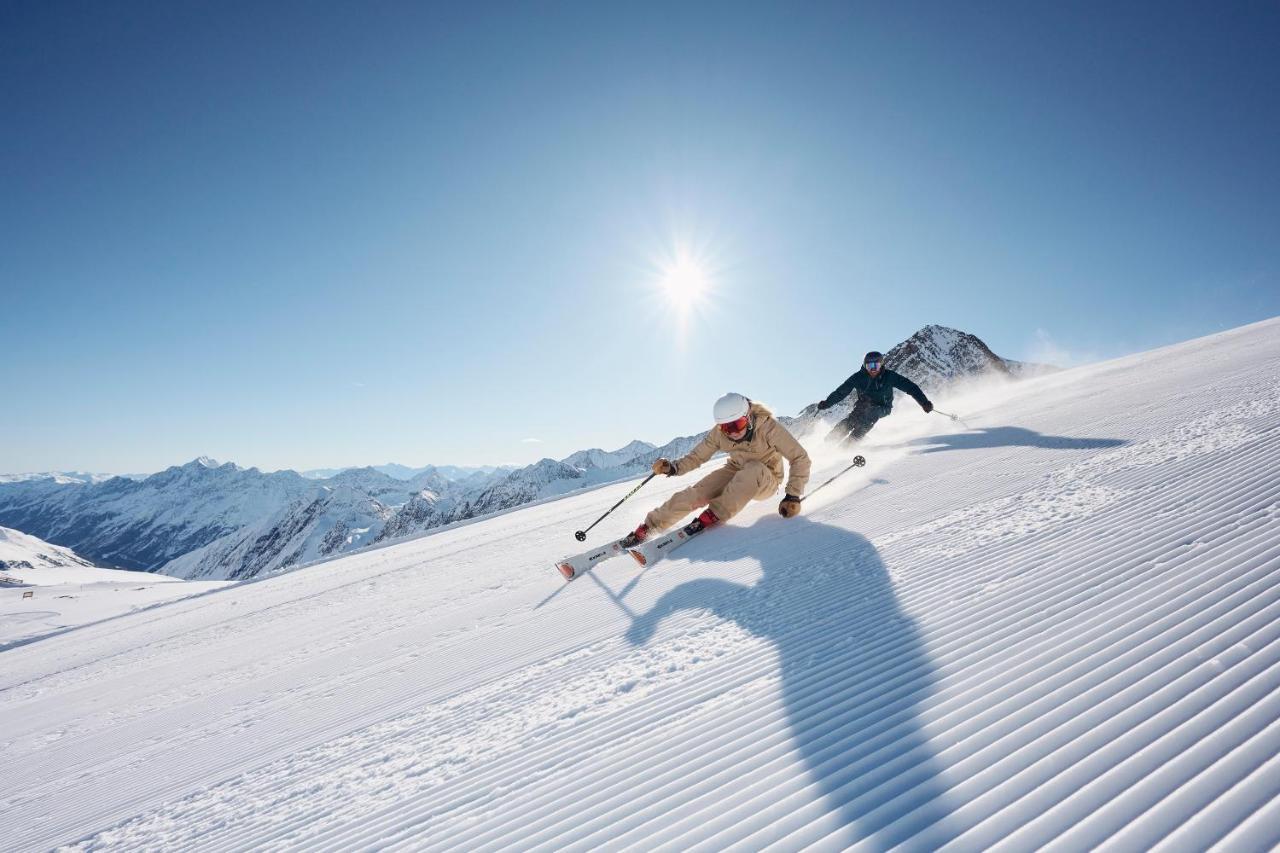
[778, 495, 802, 518]
[921, 400, 934, 414]
[816, 400, 830, 411]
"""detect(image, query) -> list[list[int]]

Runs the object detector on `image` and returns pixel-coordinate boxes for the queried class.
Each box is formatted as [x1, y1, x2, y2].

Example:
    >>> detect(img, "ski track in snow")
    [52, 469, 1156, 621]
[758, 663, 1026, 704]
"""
[2, 318, 1279, 851]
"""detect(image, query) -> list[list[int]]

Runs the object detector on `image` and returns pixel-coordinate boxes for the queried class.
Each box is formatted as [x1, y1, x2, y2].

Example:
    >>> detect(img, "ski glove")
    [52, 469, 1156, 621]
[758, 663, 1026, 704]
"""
[652, 458, 675, 476]
[816, 400, 831, 411]
[778, 495, 802, 518]
[921, 400, 934, 414]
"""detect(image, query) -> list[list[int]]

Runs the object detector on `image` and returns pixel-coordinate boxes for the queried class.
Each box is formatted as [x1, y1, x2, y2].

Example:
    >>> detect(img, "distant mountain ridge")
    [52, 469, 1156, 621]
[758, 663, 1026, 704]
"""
[0, 325, 1046, 580]
[0, 460, 320, 572]
[300, 463, 511, 482]
[0, 471, 127, 485]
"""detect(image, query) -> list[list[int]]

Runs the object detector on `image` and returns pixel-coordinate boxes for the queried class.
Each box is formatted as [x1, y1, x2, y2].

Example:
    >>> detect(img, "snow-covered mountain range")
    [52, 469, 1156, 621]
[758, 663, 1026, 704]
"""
[0, 326, 1035, 581]
[0, 471, 122, 485]
[300, 462, 510, 481]
[0, 458, 320, 573]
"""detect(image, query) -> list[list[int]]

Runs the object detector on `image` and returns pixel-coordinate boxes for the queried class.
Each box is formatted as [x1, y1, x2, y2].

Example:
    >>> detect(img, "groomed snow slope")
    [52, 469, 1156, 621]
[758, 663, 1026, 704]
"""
[2, 318, 1278, 851]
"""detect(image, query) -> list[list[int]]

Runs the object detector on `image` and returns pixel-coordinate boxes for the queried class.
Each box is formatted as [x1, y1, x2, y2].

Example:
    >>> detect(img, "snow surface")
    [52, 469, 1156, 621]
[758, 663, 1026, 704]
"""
[1, 317, 1279, 850]
[0, 527, 230, 649]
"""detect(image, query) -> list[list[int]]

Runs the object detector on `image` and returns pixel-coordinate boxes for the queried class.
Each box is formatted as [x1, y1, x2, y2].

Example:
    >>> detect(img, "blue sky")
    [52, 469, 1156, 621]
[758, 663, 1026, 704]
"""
[3, 1, 1278, 474]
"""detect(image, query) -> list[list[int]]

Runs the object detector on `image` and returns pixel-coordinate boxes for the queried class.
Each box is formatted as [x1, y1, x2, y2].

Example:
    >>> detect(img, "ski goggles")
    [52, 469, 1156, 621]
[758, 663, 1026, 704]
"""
[864, 360, 882, 371]
[718, 415, 750, 435]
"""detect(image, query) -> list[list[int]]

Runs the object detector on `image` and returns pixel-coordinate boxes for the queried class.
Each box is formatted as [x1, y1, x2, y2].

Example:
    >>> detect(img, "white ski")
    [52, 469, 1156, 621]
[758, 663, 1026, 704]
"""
[555, 538, 629, 581]
[627, 522, 712, 567]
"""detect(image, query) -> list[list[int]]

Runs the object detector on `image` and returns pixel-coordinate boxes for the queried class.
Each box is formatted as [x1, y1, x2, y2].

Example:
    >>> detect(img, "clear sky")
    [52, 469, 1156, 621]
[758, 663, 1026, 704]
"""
[3, 1, 1278, 475]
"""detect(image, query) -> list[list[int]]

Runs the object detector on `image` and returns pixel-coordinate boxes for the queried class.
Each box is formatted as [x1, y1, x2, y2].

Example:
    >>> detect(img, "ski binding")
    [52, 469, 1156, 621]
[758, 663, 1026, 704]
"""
[628, 519, 711, 567]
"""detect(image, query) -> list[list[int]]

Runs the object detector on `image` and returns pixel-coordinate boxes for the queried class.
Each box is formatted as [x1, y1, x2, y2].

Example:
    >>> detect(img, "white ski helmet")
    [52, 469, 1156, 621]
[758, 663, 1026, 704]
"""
[713, 392, 750, 424]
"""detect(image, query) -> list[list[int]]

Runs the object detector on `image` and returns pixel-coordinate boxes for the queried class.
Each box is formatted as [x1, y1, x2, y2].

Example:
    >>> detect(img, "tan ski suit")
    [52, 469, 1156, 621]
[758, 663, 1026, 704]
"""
[645, 402, 811, 532]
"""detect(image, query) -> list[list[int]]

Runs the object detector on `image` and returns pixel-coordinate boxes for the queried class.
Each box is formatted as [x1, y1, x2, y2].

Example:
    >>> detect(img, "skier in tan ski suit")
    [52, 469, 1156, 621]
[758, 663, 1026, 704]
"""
[620, 393, 812, 548]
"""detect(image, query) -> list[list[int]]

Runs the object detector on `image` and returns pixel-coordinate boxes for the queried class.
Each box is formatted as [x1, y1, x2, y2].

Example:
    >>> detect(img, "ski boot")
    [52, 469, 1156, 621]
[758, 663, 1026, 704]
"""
[619, 524, 649, 550]
[682, 508, 719, 536]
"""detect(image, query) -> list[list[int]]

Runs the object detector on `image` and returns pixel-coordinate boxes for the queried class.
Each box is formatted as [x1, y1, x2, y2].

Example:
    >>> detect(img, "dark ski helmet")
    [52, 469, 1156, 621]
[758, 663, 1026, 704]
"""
[863, 351, 884, 373]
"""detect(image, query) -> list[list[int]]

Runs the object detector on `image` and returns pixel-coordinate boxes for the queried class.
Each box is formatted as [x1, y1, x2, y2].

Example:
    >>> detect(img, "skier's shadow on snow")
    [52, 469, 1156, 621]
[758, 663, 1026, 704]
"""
[909, 426, 1125, 453]
[625, 516, 950, 846]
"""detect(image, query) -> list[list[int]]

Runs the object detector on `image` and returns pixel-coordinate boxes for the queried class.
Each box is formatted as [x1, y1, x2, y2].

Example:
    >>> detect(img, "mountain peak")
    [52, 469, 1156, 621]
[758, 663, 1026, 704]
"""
[561, 439, 659, 471]
[885, 325, 1012, 389]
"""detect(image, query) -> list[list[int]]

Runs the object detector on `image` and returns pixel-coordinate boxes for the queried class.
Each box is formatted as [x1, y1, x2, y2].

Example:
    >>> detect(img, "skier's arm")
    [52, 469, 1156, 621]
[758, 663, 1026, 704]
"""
[767, 420, 812, 498]
[671, 431, 719, 476]
[821, 373, 861, 409]
[890, 371, 932, 410]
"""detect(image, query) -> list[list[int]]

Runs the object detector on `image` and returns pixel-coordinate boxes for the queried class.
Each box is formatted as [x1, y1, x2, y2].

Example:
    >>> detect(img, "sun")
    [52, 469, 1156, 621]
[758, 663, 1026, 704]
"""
[659, 254, 710, 302]
[645, 240, 724, 339]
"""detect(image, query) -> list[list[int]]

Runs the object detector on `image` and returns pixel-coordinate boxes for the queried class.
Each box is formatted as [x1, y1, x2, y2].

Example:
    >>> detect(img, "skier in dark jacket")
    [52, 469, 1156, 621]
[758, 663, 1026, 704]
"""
[816, 350, 933, 446]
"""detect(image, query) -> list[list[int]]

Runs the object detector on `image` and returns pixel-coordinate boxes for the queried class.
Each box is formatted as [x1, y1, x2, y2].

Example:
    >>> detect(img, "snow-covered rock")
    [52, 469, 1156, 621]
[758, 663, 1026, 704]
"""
[479, 458, 588, 503]
[320, 467, 425, 506]
[162, 485, 397, 581]
[375, 489, 453, 544]
[883, 324, 1015, 388]
[0, 525, 97, 575]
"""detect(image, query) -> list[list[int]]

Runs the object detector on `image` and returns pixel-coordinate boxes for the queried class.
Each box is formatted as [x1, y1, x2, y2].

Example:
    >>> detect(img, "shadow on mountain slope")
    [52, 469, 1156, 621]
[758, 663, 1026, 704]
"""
[625, 516, 952, 847]
[909, 426, 1125, 454]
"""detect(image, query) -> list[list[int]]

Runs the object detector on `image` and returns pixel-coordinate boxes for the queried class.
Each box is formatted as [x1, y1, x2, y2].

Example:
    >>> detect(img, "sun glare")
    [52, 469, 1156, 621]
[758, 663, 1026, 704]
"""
[646, 240, 724, 341]
[661, 256, 709, 300]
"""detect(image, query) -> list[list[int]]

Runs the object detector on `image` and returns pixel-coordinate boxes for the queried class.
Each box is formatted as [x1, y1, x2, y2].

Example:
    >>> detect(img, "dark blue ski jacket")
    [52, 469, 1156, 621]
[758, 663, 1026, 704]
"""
[822, 367, 930, 411]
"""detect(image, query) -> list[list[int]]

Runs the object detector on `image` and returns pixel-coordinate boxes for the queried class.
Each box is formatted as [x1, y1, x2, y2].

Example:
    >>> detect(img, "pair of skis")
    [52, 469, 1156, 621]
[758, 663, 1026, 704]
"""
[555, 520, 707, 581]
[555, 454, 866, 582]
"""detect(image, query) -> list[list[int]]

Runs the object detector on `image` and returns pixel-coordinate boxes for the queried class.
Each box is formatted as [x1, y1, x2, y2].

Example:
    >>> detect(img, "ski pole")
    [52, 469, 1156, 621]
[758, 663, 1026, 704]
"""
[800, 455, 865, 503]
[574, 472, 657, 541]
[933, 409, 970, 427]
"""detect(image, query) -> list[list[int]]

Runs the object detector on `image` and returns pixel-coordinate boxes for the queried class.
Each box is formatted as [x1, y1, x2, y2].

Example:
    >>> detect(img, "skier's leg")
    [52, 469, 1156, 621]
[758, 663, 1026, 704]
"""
[847, 413, 874, 441]
[644, 467, 736, 531]
[825, 412, 859, 446]
[708, 461, 778, 522]
[849, 403, 891, 440]
[827, 398, 872, 446]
